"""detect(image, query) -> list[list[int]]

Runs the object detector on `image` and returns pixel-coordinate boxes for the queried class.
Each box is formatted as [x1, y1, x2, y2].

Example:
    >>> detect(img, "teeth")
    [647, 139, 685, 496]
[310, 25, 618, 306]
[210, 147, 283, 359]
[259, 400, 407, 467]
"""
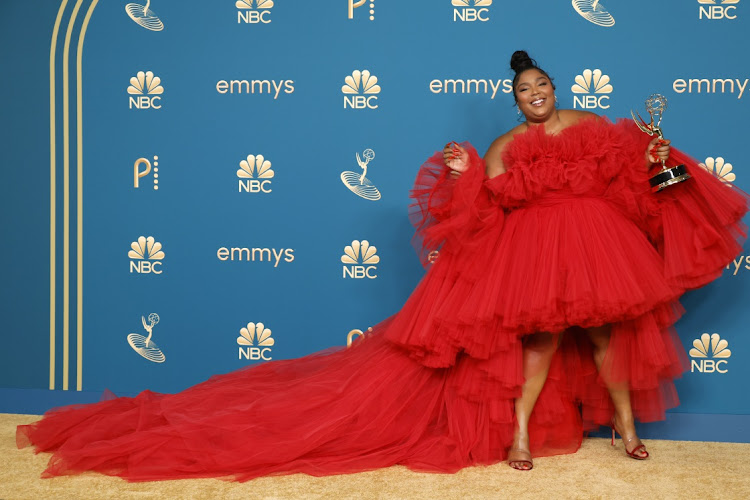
[532, 99, 544, 105]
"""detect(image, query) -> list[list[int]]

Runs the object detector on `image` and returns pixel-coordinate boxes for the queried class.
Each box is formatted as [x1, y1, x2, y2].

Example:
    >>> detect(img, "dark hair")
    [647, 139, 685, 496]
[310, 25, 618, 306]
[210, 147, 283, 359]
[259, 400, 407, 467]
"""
[510, 50, 555, 102]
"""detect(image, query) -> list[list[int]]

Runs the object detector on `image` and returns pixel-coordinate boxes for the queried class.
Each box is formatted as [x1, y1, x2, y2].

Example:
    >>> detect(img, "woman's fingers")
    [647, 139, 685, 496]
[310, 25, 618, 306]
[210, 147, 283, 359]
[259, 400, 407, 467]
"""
[443, 142, 465, 163]
[647, 138, 670, 163]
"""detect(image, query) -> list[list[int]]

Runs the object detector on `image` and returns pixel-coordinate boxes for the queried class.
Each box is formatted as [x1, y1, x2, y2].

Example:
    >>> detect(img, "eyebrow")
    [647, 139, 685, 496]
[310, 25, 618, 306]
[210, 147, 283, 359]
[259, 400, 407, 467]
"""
[517, 77, 548, 87]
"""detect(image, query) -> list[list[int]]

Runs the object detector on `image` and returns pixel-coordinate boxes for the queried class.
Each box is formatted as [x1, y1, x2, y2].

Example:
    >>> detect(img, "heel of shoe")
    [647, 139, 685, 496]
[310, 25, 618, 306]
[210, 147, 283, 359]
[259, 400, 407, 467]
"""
[611, 427, 615, 446]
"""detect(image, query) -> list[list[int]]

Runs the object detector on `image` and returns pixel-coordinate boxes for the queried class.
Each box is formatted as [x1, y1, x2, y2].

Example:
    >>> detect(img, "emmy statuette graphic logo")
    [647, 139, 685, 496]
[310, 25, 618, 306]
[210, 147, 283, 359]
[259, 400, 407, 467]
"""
[237, 322, 274, 360]
[690, 333, 731, 373]
[237, 154, 274, 193]
[343, 70, 381, 109]
[452, 0, 492, 22]
[236, 0, 274, 24]
[571, 0, 615, 27]
[134, 156, 159, 190]
[128, 71, 163, 110]
[571, 69, 612, 109]
[698, 0, 740, 20]
[342, 240, 379, 279]
[129, 236, 165, 274]
[125, 1, 164, 31]
[349, 0, 375, 20]
[341, 149, 381, 201]
[127, 313, 166, 363]
[700, 157, 736, 183]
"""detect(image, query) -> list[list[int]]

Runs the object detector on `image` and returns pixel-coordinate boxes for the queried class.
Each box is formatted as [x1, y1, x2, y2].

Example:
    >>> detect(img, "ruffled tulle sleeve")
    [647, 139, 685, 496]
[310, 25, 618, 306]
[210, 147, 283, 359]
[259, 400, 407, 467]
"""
[409, 143, 503, 266]
[608, 120, 749, 291]
[646, 150, 747, 290]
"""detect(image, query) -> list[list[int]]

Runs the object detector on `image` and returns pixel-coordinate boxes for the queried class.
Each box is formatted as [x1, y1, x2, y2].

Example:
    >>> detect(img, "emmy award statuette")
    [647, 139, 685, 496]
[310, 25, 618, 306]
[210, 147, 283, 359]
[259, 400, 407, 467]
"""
[631, 94, 691, 192]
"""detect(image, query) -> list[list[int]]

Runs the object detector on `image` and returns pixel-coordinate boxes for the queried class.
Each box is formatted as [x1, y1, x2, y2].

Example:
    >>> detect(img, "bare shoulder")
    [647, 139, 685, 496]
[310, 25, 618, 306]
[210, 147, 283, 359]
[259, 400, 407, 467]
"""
[559, 109, 601, 125]
[485, 124, 525, 159]
[484, 124, 525, 178]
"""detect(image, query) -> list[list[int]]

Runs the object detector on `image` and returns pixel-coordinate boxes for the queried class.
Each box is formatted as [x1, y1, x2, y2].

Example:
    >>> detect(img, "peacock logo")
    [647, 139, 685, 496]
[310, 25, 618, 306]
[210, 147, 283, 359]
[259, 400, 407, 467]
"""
[236, 0, 274, 24]
[128, 71, 163, 95]
[127, 71, 163, 110]
[343, 70, 381, 109]
[125, 1, 164, 31]
[237, 322, 274, 361]
[127, 313, 165, 363]
[690, 333, 731, 374]
[452, 0, 492, 5]
[572, 69, 612, 110]
[571, 1, 615, 27]
[342, 240, 380, 279]
[341, 149, 381, 201]
[236, 0, 274, 7]
[700, 157, 736, 183]
[128, 236, 164, 274]
[237, 154, 274, 193]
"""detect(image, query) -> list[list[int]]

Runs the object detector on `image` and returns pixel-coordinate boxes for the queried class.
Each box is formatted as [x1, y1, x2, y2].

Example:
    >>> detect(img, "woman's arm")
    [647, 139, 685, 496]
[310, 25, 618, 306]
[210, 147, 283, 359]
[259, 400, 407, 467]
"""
[483, 133, 512, 178]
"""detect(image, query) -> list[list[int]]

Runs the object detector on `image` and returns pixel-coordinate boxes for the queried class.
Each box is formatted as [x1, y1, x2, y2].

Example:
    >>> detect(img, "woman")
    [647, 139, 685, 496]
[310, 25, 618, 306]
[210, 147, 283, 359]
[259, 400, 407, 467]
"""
[440, 51, 677, 469]
[17, 51, 746, 480]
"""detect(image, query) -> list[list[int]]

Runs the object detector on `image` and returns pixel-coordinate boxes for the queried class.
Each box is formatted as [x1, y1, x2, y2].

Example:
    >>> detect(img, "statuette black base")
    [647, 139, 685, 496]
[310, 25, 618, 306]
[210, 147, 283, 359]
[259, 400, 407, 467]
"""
[650, 164, 690, 192]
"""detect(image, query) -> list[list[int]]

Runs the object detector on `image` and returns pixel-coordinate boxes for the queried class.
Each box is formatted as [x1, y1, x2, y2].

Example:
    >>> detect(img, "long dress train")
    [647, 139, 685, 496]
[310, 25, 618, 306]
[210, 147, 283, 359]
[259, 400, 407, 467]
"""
[17, 118, 747, 481]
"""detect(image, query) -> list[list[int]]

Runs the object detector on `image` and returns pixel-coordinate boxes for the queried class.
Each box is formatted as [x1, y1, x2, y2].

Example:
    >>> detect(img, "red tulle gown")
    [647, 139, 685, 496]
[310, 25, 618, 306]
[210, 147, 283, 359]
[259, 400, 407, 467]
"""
[17, 118, 747, 482]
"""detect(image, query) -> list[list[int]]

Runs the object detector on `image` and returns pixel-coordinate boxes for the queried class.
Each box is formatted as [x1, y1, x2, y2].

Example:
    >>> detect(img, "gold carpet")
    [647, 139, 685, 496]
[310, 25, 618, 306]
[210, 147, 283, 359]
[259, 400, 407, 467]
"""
[2, 413, 749, 500]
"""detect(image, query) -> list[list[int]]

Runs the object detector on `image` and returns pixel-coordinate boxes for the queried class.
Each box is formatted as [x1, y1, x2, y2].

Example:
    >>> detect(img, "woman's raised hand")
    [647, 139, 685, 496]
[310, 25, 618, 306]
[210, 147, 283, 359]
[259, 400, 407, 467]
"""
[646, 137, 671, 165]
[443, 141, 469, 174]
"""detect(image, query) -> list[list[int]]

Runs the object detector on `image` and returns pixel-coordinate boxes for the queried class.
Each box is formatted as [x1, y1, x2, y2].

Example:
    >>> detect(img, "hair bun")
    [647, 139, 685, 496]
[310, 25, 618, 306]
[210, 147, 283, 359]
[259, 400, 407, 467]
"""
[510, 50, 537, 74]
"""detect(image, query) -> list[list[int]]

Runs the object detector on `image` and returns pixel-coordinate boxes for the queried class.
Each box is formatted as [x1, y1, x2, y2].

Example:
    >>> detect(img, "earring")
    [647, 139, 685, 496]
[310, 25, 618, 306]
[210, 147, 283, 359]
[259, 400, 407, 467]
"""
[555, 95, 559, 107]
[517, 106, 521, 115]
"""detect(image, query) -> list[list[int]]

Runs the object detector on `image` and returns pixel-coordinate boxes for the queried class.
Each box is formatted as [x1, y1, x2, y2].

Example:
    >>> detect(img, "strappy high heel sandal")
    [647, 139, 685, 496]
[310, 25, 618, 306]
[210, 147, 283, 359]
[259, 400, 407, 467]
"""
[507, 447, 533, 471]
[611, 419, 649, 460]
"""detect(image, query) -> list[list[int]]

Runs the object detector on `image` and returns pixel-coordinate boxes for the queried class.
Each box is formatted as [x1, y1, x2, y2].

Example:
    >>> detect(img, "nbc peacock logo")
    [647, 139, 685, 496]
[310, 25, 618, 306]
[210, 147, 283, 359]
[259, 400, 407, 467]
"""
[342, 240, 379, 279]
[128, 236, 164, 274]
[127, 313, 165, 363]
[341, 149, 381, 201]
[128, 71, 163, 110]
[237, 154, 274, 193]
[571, 1, 615, 27]
[343, 70, 381, 109]
[698, 0, 740, 20]
[690, 333, 731, 374]
[348, 0, 375, 20]
[571, 69, 612, 110]
[700, 157, 736, 183]
[236, 0, 274, 24]
[125, 1, 164, 31]
[452, 0, 492, 22]
[237, 321, 274, 361]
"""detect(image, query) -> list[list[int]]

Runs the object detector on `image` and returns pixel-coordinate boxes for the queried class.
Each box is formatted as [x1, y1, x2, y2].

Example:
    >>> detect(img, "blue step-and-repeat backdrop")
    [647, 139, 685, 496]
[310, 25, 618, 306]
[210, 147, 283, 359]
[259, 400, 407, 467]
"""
[1, 1, 748, 441]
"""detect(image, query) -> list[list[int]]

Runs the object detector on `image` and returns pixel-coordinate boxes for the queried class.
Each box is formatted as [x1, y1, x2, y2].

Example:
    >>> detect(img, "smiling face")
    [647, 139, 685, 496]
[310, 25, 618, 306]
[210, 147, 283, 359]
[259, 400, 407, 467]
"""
[514, 69, 556, 123]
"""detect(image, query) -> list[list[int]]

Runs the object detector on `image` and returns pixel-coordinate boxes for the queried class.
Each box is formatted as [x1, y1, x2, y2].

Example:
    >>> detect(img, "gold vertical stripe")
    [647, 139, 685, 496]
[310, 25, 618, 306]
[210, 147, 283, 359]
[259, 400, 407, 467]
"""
[76, 0, 99, 391]
[49, 0, 70, 391]
[62, 0, 84, 391]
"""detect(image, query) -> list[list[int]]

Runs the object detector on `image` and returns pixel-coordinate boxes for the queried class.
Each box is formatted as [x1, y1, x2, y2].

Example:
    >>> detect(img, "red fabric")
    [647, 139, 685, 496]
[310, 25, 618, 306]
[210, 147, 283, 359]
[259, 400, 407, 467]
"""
[17, 118, 747, 482]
